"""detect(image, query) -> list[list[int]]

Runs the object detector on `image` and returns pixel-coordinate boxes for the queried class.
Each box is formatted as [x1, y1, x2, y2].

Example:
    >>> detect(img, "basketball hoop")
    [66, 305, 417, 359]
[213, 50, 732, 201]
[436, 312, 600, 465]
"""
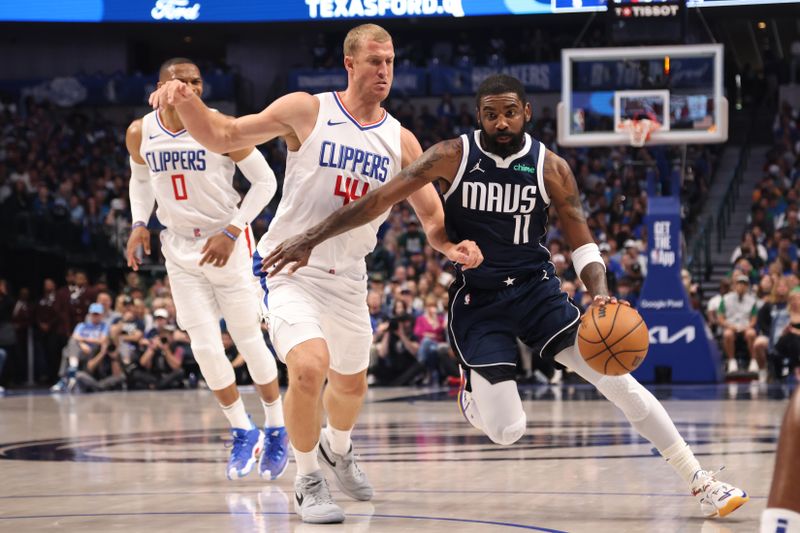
[618, 118, 661, 147]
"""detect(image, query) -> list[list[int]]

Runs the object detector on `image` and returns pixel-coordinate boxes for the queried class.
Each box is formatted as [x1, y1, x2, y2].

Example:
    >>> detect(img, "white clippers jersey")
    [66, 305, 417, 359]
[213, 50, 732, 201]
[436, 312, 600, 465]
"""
[258, 92, 402, 274]
[139, 110, 238, 235]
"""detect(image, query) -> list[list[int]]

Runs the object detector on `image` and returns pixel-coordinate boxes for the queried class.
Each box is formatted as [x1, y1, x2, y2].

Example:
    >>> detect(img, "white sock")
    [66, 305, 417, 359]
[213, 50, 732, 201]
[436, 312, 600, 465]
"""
[761, 508, 800, 533]
[662, 440, 703, 485]
[262, 397, 285, 428]
[325, 425, 352, 456]
[293, 443, 321, 476]
[220, 397, 252, 430]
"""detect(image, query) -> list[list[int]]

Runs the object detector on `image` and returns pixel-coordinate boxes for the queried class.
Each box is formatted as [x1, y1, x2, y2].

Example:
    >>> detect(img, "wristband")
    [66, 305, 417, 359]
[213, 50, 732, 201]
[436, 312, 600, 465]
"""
[222, 229, 238, 242]
[571, 242, 605, 280]
[132, 221, 146, 230]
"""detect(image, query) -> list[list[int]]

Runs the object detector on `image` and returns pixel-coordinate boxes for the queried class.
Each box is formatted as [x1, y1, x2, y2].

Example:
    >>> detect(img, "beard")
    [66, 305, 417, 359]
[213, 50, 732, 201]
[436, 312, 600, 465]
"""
[479, 128, 525, 158]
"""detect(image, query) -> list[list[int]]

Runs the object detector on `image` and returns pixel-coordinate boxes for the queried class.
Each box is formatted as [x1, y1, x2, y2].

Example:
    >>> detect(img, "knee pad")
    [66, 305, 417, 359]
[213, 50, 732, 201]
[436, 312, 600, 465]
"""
[469, 371, 527, 445]
[226, 324, 278, 385]
[596, 374, 651, 422]
[191, 341, 236, 390]
[187, 322, 235, 391]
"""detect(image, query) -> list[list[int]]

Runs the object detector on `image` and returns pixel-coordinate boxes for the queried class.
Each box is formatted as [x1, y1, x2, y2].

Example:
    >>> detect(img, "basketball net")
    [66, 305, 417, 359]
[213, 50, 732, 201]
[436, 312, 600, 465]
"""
[618, 118, 660, 147]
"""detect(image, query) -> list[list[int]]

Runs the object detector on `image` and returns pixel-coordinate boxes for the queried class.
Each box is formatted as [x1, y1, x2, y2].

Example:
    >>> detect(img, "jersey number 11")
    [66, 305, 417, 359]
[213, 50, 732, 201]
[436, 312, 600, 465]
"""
[513, 214, 531, 244]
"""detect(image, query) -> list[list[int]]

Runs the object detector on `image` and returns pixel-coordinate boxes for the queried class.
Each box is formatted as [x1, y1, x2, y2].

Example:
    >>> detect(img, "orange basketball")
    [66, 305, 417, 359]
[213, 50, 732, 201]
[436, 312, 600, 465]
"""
[577, 302, 649, 376]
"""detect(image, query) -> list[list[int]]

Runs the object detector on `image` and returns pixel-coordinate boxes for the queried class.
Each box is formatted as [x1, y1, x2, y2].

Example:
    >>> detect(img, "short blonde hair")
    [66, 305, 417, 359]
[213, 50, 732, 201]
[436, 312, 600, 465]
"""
[343, 24, 392, 56]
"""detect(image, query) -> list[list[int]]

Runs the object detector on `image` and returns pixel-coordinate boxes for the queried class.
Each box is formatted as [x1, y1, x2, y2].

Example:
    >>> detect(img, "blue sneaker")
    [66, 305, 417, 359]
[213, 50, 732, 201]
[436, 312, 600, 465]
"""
[226, 423, 265, 480]
[260, 426, 289, 480]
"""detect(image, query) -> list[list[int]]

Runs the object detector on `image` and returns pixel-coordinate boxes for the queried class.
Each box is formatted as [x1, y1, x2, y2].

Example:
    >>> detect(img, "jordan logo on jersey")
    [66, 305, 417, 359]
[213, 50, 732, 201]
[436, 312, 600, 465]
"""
[469, 159, 484, 174]
[461, 182, 537, 214]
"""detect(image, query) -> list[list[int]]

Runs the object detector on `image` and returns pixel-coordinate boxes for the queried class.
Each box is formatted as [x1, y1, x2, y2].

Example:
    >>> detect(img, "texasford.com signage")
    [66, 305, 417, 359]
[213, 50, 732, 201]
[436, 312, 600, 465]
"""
[305, 0, 464, 18]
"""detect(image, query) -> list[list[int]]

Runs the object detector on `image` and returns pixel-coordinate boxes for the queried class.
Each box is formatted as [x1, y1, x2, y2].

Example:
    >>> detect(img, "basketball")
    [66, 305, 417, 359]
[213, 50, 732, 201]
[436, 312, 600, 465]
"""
[577, 302, 649, 376]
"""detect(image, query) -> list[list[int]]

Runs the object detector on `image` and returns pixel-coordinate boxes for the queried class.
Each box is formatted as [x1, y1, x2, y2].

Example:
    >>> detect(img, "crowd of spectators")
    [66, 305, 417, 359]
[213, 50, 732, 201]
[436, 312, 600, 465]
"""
[705, 101, 800, 382]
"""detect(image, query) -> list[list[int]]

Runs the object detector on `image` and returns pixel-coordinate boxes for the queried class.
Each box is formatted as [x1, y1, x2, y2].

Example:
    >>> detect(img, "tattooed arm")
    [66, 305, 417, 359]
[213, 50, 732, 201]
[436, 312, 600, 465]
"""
[263, 138, 467, 275]
[543, 150, 609, 298]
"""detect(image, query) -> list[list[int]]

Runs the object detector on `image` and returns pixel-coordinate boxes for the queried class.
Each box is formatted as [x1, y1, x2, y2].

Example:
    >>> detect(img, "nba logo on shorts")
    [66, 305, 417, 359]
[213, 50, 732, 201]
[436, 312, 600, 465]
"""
[194, 228, 201, 237]
[464, 294, 471, 305]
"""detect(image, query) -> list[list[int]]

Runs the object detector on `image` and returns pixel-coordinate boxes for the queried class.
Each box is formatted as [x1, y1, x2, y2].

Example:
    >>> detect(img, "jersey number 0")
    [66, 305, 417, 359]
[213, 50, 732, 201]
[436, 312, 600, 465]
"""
[171, 174, 188, 201]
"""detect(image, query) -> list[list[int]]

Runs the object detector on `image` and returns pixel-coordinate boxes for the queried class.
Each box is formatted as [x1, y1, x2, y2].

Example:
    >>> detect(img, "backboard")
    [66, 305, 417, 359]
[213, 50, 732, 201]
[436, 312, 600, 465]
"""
[557, 44, 727, 146]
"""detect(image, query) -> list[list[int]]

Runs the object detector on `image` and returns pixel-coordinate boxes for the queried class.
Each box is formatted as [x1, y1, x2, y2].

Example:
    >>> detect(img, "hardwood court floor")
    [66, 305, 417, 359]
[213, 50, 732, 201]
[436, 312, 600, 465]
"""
[0, 383, 791, 532]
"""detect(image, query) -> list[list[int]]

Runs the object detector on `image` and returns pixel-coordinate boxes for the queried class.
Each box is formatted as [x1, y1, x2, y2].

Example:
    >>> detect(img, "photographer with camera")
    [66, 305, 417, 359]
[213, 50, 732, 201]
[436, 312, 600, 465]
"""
[370, 301, 425, 386]
[128, 308, 184, 390]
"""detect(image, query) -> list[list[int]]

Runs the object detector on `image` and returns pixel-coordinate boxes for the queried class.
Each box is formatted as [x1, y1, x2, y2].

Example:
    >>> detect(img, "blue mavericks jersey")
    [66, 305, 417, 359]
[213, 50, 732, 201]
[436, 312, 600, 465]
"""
[444, 131, 551, 287]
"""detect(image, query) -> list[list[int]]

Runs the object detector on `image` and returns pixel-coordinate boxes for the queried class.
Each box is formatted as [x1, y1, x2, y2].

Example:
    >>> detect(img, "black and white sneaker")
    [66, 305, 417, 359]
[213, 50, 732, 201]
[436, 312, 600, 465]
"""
[294, 470, 344, 524]
[318, 431, 374, 501]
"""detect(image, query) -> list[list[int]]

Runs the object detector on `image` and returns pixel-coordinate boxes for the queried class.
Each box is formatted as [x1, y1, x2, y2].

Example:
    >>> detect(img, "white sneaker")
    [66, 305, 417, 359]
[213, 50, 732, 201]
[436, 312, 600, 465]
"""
[726, 359, 739, 374]
[758, 369, 768, 383]
[691, 469, 749, 518]
[318, 431, 374, 501]
[458, 373, 484, 432]
[294, 470, 345, 524]
[747, 359, 759, 373]
[549, 368, 563, 384]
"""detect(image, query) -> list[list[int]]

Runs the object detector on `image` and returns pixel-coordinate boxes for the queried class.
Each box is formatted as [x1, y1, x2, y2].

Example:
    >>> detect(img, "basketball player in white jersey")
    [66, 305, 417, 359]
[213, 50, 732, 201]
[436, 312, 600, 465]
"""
[126, 58, 289, 482]
[149, 28, 482, 523]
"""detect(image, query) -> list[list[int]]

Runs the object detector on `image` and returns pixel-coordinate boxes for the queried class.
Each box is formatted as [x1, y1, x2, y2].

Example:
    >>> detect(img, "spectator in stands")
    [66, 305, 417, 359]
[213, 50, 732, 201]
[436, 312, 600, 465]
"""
[774, 287, 800, 381]
[681, 269, 702, 311]
[52, 303, 110, 392]
[398, 218, 426, 262]
[756, 275, 775, 305]
[414, 295, 448, 385]
[731, 231, 768, 270]
[112, 307, 145, 368]
[34, 278, 62, 383]
[706, 277, 731, 338]
[718, 274, 758, 374]
[370, 301, 422, 386]
[9, 287, 33, 383]
[753, 276, 792, 383]
[129, 308, 183, 390]
[54, 269, 95, 341]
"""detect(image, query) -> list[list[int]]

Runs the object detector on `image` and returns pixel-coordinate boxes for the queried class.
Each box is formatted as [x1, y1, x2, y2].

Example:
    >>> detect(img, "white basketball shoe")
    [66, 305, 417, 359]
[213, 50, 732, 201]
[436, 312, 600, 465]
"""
[691, 468, 749, 518]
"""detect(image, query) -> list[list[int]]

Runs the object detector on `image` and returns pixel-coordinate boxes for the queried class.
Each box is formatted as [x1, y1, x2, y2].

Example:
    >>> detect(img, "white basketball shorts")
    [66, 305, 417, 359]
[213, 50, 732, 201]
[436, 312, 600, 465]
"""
[161, 228, 263, 331]
[264, 266, 372, 375]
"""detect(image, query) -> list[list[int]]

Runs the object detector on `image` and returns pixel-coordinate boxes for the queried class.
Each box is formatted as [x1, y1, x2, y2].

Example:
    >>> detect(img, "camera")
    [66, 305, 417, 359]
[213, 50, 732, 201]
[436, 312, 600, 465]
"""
[388, 318, 398, 332]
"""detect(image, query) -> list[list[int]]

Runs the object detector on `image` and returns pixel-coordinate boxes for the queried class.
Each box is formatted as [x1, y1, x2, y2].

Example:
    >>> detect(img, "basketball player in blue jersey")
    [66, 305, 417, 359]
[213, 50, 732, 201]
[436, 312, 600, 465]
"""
[126, 58, 288, 482]
[149, 27, 482, 524]
[263, 74, 750, 520]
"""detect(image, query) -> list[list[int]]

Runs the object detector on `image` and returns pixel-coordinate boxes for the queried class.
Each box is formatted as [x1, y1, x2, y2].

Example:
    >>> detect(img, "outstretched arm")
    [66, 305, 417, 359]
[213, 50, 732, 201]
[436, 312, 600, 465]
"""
[402, 129, 483, 269]
[263, 138, 465, 276]
[149, 82, 317, 153]
[543, 151, 610, 302]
